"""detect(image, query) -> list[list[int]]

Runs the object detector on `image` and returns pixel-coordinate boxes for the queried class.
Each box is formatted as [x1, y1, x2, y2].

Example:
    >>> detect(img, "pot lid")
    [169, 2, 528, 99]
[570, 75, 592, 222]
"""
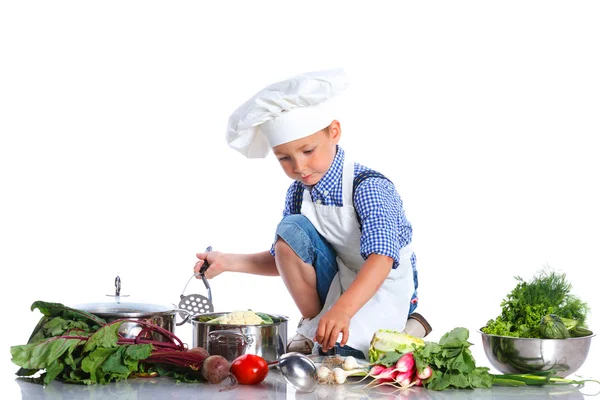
[73, 275, 176, 315]
[75, 300, 176, 315]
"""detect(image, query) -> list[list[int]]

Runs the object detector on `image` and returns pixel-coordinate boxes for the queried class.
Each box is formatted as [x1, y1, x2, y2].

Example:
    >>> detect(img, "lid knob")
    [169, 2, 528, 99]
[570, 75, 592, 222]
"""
[106, 275, 129, 299]
[115, 276, 121, 296]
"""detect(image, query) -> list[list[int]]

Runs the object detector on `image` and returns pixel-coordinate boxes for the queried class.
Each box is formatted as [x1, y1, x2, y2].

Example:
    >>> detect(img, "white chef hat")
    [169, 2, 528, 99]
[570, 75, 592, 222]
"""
[226, 68, 349, 158]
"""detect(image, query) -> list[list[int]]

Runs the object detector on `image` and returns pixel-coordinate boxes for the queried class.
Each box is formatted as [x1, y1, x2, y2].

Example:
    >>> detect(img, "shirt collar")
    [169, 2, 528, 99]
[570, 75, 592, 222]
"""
[305, 145, 344, 197]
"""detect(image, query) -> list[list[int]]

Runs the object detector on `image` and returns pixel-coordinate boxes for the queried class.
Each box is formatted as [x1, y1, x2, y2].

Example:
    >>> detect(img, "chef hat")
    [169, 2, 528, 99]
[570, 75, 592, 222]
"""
[226, 68, 349, 158]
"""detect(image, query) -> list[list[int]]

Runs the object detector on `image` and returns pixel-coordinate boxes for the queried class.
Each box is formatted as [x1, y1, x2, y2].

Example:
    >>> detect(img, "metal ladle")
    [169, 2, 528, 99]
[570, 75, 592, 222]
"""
[269, 352, 318, 392]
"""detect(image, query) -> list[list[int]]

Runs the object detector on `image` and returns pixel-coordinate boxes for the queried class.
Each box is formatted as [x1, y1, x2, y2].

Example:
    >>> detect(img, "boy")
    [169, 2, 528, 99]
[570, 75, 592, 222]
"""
[194, 69, 431, 359]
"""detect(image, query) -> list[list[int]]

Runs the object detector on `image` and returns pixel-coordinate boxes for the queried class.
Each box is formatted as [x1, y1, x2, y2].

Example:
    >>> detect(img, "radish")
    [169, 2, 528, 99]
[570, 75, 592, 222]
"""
[394, 370, 413, 387]
[368, 364, 386, 376]
[395, 352, 415, 373]
[373, 366, 397, 383]
[417, 365, 432, 380]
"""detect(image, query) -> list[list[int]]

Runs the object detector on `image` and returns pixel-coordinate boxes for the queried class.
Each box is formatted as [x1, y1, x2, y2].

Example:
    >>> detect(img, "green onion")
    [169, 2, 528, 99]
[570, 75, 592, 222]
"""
[492, 370, 599, 387]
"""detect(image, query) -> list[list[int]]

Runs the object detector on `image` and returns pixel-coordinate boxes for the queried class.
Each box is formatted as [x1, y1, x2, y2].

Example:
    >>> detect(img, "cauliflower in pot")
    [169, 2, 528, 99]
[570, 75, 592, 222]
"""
[207, 310, 273, 325]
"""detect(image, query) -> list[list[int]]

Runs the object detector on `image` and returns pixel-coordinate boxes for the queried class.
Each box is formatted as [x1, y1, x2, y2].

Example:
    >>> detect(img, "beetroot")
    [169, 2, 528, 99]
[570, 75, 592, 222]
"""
[202, 355, 231, 384]
[188, 347, 210, 358]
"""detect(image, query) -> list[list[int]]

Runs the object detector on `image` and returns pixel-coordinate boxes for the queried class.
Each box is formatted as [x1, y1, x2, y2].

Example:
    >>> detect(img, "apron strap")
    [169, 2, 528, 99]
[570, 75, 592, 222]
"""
[341, 155, 355, 207]
[290, 181, 304, 215]
[290, 169, 393, 228]
[352, 170, 419, 308]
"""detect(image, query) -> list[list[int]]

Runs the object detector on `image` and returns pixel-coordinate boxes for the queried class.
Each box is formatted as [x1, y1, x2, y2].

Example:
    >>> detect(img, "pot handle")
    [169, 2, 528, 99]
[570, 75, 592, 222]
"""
[176, 308, 192, 326]
[208, 330, 254, 347]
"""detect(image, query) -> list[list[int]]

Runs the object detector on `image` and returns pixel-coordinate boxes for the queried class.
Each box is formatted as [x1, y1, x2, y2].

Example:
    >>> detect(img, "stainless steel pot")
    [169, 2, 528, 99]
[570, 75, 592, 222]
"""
[191, 312, 288, 362]
[76, 301, 181, 342]
[74, 276, 184, 342]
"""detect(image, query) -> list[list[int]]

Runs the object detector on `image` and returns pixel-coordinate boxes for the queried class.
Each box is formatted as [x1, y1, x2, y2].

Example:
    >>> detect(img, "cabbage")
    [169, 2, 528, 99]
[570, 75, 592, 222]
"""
[368, 329, 425, 363]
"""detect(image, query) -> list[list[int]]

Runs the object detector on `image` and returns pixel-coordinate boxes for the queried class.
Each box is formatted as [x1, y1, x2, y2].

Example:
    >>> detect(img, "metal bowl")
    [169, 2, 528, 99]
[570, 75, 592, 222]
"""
[479, 329, 595, 377]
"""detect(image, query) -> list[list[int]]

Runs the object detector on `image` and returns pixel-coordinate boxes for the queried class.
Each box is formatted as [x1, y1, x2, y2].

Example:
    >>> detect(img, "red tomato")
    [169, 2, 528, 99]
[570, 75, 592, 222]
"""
[230, 354, 268, 385]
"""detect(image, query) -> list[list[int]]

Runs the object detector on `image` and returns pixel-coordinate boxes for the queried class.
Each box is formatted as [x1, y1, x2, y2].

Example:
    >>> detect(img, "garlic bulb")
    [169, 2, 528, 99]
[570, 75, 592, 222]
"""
[333, 367, 348, 384]
[317, 365, 332, 380]
[342, 356, 360, 371]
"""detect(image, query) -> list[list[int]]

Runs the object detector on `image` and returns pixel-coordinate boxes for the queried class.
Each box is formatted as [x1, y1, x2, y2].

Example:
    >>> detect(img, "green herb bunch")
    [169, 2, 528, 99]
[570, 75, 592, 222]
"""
[483, 268, 589, 338]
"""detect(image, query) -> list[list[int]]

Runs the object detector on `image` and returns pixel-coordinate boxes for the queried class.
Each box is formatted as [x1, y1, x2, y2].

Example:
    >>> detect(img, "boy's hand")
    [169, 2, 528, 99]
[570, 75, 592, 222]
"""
[194, 250, 225, 279]
[314, 306, 351, 352]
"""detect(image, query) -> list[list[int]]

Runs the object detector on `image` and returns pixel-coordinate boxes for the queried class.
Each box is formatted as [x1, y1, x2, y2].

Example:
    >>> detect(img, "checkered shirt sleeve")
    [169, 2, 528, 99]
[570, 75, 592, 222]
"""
[354, 177, 412, 269]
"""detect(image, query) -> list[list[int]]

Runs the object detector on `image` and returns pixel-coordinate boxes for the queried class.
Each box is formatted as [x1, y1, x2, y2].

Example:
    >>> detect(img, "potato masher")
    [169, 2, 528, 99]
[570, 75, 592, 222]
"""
[178, 246, 214, 319]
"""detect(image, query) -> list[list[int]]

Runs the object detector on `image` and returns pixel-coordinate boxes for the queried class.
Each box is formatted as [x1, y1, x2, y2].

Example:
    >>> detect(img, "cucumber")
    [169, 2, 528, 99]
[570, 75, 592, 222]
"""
[570, 326, 593, 337]
[539, 314, 570, 339]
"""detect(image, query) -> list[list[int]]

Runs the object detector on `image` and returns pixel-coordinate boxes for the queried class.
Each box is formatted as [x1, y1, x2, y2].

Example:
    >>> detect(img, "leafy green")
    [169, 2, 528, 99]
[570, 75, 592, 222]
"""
[80, 344, 153, 384]
[13, 301, 105, 378]
[11, 318, 153, 385]
[20, 302, 104, 350]
[81, 347, 120, 384]
[31, 301, 107, 328]
[82, 322, 121, 353]
[256, 312, 274, 324]
[482, 268, 590, 338]
[413, 327, 494, 390]
[376, 351, 404, 367]
[195, 315, 214, 323]
[11, 336, 87, 370]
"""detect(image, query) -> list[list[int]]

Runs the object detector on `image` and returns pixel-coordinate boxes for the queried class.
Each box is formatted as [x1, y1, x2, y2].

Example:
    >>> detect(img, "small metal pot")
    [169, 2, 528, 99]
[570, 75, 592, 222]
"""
[191, 312, 288, 362]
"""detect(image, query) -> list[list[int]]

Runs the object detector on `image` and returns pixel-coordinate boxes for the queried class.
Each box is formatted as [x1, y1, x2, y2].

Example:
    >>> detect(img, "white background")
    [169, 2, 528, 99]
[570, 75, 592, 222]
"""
[1, 1, 598, 397]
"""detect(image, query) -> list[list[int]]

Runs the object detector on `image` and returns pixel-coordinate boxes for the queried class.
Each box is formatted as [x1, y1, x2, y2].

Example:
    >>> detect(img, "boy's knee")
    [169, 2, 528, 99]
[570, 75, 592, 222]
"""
[274, 236, 295, 256]
[276, 214, 313, 235]
[275, 214, 315, 264]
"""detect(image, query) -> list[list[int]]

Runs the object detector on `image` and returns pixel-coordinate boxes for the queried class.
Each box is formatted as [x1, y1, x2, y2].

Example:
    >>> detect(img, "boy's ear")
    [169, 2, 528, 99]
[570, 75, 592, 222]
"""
[328, 120, 342, 143]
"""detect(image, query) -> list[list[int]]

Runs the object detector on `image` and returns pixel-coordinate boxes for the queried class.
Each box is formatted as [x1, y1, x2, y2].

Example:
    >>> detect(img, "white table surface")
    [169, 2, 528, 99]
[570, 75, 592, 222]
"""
[10, 369, 598, 400]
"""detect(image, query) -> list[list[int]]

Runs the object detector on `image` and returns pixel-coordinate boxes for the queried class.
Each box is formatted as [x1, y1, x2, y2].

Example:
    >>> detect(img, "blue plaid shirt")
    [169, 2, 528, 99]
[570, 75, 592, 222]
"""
[270, 146, 415, 271]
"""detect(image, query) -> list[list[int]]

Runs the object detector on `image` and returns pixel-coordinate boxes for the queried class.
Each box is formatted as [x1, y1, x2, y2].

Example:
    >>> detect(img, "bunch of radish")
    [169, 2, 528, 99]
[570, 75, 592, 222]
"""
[363, 353, 432, 389]
[317, 353, 432, 389]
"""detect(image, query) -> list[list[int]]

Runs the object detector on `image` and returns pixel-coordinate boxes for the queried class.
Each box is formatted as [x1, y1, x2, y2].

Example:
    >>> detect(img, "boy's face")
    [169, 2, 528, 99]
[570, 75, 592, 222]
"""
[272, 120, 341, 186]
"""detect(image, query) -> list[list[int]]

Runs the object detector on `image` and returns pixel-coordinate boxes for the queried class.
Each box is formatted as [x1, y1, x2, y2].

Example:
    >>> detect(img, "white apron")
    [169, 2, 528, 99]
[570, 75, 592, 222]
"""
[296, 155, 415, 358]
